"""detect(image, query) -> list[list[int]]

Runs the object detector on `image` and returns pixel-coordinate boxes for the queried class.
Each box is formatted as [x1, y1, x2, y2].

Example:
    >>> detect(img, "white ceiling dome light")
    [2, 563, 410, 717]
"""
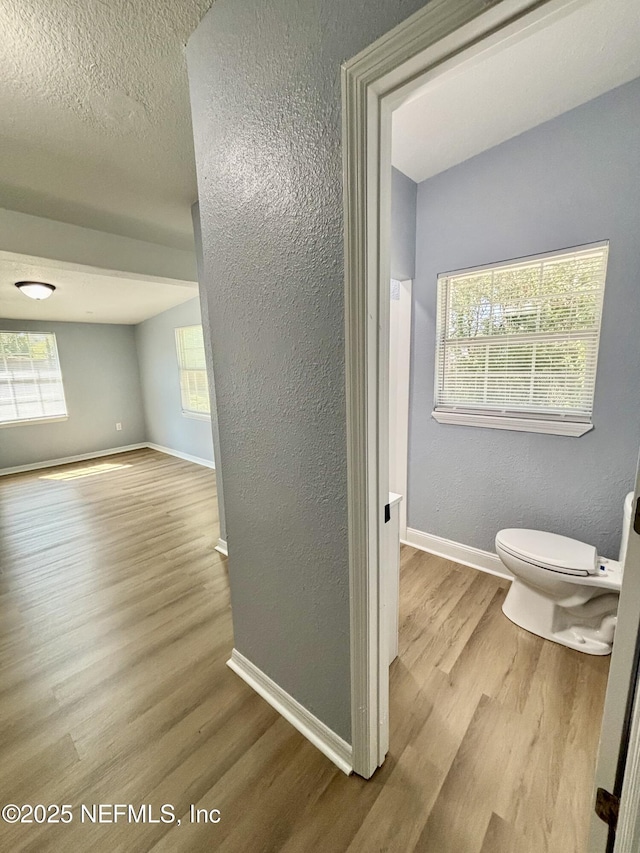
[15, 281, 56, 300]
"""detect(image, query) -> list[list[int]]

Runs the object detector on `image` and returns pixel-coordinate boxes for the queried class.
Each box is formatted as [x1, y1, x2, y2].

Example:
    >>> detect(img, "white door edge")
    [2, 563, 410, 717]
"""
[389, 278, 412, 541]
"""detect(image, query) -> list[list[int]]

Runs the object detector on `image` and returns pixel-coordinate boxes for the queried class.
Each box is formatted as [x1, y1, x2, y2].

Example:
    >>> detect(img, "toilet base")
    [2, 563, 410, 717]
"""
[502, 578, 616, 656]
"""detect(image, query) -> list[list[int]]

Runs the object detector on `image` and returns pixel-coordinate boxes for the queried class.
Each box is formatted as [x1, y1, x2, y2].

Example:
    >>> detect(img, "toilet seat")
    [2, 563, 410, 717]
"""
[496, 529, 598, 576]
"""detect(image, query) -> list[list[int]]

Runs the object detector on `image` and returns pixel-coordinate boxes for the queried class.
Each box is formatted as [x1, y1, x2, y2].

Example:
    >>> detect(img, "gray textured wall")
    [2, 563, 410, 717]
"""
[409, 77, 640, 558]
[135, 298, 214, 464]
[0, 318, 146, 468]
[187, 0, 429, 742]
[391, 167, 417, 280]
[192, 203, 226, 541]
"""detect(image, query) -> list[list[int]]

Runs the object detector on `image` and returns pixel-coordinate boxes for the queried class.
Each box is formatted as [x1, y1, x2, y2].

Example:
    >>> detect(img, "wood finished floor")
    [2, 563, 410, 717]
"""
[0, 448, 608, 852]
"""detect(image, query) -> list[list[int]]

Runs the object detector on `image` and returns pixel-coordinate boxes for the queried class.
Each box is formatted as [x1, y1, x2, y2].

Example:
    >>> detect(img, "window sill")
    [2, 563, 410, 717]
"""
[431, 410, 592, 437]
[0, 415, 69, 429]
[182, 411, 211, 422]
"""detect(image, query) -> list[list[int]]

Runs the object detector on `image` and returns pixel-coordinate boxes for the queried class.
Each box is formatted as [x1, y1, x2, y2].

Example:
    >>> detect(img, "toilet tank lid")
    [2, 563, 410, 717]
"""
[496, 528, 598, 574]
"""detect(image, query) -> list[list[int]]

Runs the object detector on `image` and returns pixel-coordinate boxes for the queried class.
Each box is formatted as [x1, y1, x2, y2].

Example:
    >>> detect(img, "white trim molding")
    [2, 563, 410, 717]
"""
[227, 649, 353, 776]
[0, 443, 148, 477]
[404, 528, 513, 581]
[215, 538, 228, 557]
[146, 443, 215, 469]
[181, 411, 212, 422]
[0, 415, 69, 430]
[432, 410, 592, 437]
[0, 443, 216, 477]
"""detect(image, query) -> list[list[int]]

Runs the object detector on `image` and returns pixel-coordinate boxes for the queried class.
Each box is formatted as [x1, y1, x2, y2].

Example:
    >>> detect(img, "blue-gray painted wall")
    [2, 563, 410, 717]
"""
[391, 167, 417, 281]
[187, 0, 429, 743]
[409, 77, 640, 558]
[193, 202, 226, 540]
[0, 318, 146, 468]
[135, 298, 214, 465]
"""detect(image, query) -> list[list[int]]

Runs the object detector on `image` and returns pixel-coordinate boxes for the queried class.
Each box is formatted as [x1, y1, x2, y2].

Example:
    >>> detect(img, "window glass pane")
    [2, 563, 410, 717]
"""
[175, 326, 210, 415]
[0, 331, 67, 425]
[435, 243, 607, 421]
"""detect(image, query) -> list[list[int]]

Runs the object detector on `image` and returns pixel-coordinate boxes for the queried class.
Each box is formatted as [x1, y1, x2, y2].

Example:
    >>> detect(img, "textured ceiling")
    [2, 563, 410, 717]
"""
[392, 0, 640, 184]
[0, 0, 212, 250]
[0, 251, 197, 324]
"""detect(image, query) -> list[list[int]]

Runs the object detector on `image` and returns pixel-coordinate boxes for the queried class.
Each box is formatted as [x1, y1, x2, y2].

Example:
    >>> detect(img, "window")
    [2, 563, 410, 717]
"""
[433, 242, 608, 436]
[175, 325, 210, 418]
[0, 331, 68, 426]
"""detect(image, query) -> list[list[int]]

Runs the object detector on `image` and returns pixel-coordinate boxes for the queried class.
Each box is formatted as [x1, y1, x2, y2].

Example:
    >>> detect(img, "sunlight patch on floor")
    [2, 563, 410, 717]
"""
[40, 462, 132, 481]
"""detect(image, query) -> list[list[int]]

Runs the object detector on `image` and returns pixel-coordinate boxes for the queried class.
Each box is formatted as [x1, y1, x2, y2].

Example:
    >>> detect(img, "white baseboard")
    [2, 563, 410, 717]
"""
[215, 539, 228, 556]
[227, 649, 353, 775]
[146, 443, 215, 470]
[404, 527, 513, 581]
[0, 442, 216, 478]
[0, 443, 148, 477]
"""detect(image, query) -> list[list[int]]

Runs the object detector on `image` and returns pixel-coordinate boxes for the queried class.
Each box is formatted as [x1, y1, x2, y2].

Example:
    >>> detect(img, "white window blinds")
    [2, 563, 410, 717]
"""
[175, 325, 210, 416]
[434, 243, 608, 424]
[0, 331, 67, 425]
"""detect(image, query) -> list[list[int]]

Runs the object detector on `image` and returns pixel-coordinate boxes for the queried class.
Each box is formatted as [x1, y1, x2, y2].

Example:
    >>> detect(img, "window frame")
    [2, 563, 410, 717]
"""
[0, 330, 68, 428]
[174, 325, 211, 420]
[432, 242, 609, 437]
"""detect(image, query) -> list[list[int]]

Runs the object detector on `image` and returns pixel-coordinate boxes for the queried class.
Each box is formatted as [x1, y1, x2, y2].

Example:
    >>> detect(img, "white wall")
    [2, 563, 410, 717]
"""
[391, 167, 417, 280]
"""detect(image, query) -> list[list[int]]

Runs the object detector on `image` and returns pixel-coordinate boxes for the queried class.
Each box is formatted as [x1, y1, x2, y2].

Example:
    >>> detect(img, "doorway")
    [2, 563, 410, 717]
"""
[344, 1, 640, 849]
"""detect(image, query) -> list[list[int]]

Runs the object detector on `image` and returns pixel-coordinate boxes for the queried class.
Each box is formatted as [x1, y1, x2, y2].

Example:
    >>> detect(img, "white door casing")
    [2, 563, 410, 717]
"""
[343, 0, 587, 782]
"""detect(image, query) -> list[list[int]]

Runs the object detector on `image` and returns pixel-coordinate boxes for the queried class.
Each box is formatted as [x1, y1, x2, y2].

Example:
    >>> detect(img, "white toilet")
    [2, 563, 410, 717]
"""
[495, 493, 634, 655]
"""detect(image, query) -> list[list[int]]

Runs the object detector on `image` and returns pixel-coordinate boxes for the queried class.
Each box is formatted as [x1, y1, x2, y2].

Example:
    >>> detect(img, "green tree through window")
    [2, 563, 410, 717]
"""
[434, 243, 608, 426]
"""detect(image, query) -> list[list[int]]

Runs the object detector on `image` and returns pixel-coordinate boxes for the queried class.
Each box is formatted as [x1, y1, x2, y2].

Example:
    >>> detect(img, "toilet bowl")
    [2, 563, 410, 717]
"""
[495, 493, 634, 655]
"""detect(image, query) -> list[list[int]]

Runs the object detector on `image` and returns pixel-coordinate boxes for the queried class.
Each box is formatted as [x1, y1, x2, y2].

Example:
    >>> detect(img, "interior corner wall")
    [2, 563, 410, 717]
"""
[0, 318, 146, 469]
[391, 166, 417, 281]
[192, 202, 226, 541]
[187, 0, 427, 743]
[409, 76, 640, 558]
[134, 298, 214, 465]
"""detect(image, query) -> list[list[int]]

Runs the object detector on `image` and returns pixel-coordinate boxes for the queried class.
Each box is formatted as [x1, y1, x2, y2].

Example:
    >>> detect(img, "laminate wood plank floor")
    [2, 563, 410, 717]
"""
[0, 449, 609, 852]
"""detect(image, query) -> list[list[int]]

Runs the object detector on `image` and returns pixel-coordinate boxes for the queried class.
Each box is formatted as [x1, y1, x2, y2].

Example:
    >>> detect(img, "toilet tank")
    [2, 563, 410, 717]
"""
[620, 492, 636, 563]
